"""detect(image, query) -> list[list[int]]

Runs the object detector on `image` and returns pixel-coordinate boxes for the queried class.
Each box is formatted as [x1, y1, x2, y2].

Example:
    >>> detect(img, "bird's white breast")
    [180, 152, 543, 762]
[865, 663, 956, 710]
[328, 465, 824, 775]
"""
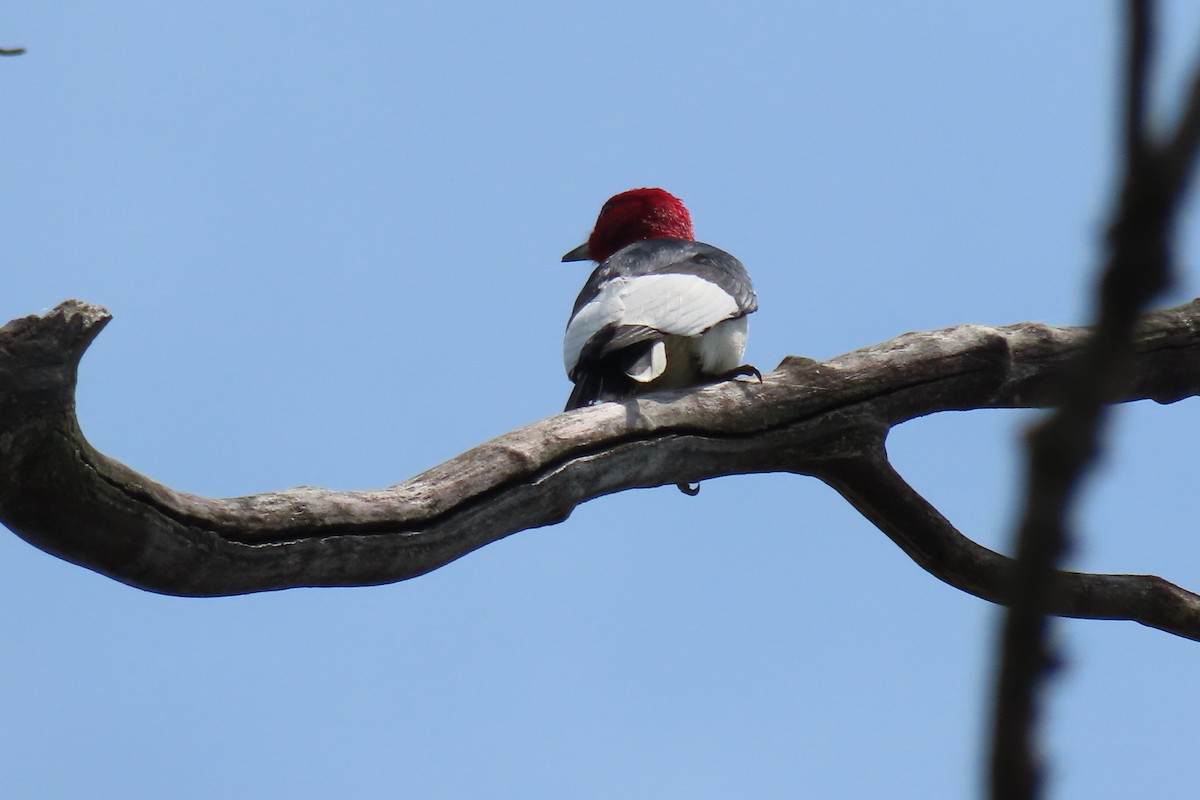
[696, 315, 749, 374]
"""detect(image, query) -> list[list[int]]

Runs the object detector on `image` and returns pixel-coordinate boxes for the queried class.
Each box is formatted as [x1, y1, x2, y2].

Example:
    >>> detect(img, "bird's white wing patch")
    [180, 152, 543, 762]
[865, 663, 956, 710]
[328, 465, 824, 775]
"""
[620, 274, 739, 334]
[564, 277, 629, 372]
[626, 340, 667, 383]
[563, 274, 738, 373]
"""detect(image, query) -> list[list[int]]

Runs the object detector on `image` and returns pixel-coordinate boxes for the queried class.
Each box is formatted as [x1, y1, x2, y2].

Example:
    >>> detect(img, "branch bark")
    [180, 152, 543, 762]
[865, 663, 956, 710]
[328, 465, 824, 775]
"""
[1, 298, 1199, 627]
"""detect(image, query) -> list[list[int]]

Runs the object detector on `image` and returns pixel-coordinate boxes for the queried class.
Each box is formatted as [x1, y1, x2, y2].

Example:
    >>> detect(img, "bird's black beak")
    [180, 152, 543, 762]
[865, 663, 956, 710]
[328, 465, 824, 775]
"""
[561, 243, 591, 262]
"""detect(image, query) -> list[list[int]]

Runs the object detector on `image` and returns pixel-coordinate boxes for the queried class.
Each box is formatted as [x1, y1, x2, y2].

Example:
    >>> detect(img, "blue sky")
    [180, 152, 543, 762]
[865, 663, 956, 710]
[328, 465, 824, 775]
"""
[4, 2, 1200, 797]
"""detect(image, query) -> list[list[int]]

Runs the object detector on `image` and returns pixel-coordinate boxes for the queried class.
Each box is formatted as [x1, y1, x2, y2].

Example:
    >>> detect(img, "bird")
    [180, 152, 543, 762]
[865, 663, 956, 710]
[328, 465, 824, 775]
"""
[562, 188, 759, 413]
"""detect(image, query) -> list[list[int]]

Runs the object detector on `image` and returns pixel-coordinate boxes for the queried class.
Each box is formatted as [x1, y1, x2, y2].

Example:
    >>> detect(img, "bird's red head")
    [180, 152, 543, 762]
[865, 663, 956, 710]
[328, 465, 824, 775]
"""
[563, 188, 695, 263]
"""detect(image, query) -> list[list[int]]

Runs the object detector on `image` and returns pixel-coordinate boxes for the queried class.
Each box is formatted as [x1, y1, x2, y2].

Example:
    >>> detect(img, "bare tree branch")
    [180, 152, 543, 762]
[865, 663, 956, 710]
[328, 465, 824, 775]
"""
[819, 445, 1200, 642]
[990, 3, 1200, 798]
[2, 298, 1198, 623]
[1163, 62, 1200, 196]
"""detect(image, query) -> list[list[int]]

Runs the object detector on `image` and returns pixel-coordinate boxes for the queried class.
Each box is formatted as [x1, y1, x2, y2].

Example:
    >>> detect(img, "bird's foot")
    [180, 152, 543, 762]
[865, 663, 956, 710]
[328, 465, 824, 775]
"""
[676, 481, 701, 496]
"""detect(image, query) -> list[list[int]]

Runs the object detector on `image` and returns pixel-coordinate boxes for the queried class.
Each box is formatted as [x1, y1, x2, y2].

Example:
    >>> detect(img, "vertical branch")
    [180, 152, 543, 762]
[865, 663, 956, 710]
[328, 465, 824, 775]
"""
[1122, 0, 1152, 165]
[986, 2, 1200, 797]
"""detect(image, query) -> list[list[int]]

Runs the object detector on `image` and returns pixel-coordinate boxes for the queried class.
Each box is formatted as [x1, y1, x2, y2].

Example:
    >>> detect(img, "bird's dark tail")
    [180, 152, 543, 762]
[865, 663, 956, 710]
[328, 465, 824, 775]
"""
[564, 371, 609, 411]
[564, 340, 664, 411]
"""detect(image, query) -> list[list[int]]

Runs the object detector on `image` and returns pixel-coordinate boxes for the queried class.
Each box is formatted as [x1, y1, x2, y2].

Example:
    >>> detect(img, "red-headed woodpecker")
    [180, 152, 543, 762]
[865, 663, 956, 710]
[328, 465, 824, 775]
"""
[562, 188, 758, 411]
